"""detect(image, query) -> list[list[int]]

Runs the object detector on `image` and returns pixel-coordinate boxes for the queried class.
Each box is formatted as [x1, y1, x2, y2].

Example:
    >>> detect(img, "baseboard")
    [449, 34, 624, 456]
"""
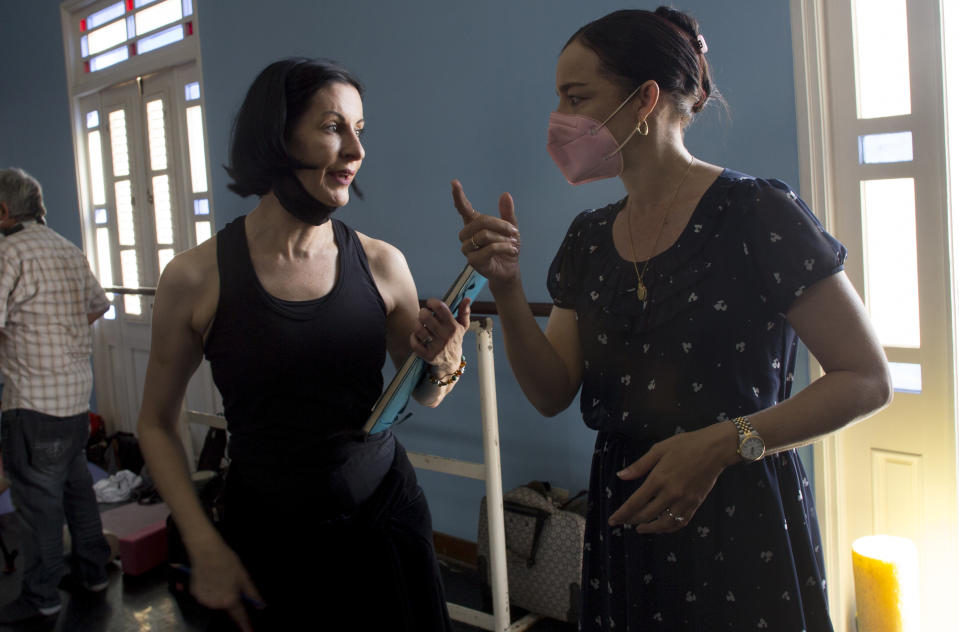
[433, 531, 477, 568]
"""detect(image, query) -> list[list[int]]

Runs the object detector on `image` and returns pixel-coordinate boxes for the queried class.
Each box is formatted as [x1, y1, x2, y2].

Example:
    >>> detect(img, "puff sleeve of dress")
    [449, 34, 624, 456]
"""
[738, 178, 847, 316]
[547, 208, 604, 308]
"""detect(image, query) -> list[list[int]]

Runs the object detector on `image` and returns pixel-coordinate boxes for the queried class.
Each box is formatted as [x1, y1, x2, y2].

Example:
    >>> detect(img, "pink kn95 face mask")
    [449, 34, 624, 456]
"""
[546, 84, 644, 185]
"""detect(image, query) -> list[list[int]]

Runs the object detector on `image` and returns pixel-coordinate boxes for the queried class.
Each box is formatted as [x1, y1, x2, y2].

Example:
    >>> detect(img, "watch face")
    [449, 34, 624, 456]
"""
[741, 436, 765, 461]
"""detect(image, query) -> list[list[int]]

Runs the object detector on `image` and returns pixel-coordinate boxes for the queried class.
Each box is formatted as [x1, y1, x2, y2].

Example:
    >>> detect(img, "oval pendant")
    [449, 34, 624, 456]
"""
[636, 283, 647, 301]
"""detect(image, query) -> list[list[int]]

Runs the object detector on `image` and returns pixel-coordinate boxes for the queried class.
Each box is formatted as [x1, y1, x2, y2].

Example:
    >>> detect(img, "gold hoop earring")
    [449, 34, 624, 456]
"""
[637, 119, 649, 136]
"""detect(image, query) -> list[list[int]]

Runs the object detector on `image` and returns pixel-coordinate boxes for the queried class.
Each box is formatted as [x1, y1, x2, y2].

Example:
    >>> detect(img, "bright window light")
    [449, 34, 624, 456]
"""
[86, 110, 99, 129]
[115, 180, 136, 247]
[145, 99, 168, 171]
[186, 105, 208, 192]
[89, 46, 129, 72]
[888, 362, 922, 393]
[86, 131, 106, 206]
[158, 248, 175, 274]
[193, 198, 209, 215]
[853, 0, 911, 118]
[135, 0, 182, 36]
[195, 221, 211, 245]
[108, 109, 130, 177]
[184, 81, 200, 101]
[135, 0, 161, 8]
[87, 19, 127, 56]
[94, 208, 108, 224]
[120, 250, 141, 315]
[152, 175, 174, 244]
[96, 227, 115, 285]
[182, 0, 193, 16]
[861, 178, 921, 347]
[859, 132, 914, 164]
[137, 24, 184, 54]
[104, 303, 116, 320]
[85, 2, 124, 31]
[81, 35, 89, 58]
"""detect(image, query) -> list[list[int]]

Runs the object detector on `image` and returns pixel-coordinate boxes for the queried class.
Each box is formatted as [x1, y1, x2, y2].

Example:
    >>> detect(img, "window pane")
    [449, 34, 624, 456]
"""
[184, 81, 200, 101]
[86, 131, 106, 206]
[152, 174, 174, 244]
[193, 198, 209, 215]
[94, 208, 108, 224]
[89, 46, 129, 72]
[182, 0, 193, 17]
[96, 227, 114, 285]
[108, 109, 130, 177]
[86, 110, 99, 129]
[137, 24, 184, 54]
[186, 105, 208, 192]
[861, 178, 921, 347]
[135, 0, 182, 35]
[86, 2, 124, 30]
[859, 131, 914, 164]
[115, 180, 136, 246]
[104, 303, 116, 320]
[81, 35, 89, 58]
[87, 19, 127, 56]
[157, 248, 175, 274]
[119, 250, 141, 314]
[853, 0, 911, 118]
[888, 362, 922, 393]
[145, 99, 168, 171]
[195, 221, 211, 244]
[135, 0, 160, 8]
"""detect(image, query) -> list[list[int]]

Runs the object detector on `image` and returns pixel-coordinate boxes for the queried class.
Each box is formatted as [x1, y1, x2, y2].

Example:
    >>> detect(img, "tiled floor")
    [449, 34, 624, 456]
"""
[0, 512, 575, 632]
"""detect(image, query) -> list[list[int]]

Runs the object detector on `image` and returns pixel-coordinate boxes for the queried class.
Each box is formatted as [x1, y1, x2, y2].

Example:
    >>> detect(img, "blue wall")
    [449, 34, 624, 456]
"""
[0, 1, 82, 247]
[1, 1, 806, 540]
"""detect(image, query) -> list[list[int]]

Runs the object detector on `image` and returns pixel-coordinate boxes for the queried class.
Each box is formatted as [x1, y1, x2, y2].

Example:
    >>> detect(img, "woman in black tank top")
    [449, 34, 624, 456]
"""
[137, 59, 472, 631]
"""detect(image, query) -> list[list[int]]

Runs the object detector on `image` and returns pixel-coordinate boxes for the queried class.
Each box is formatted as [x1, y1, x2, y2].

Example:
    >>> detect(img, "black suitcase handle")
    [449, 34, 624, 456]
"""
[502, 500, 550, 568]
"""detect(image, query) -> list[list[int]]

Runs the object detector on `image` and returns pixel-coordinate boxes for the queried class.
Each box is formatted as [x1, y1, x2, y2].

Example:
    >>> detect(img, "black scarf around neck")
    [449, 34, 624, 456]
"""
[272, 171, 337, 226]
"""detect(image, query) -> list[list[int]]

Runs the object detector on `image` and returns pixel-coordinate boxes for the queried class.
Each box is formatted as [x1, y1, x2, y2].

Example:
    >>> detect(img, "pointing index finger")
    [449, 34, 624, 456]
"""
[451, 179, 478, 226]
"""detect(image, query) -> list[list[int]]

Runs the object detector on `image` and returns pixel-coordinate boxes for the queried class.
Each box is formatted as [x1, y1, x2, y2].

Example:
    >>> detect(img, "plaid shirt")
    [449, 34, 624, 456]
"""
[0, 222, 108, 416]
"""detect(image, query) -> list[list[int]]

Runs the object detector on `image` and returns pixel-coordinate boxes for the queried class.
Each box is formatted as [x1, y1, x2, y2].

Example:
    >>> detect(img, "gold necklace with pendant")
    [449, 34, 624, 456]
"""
[626, 154, 696, 301]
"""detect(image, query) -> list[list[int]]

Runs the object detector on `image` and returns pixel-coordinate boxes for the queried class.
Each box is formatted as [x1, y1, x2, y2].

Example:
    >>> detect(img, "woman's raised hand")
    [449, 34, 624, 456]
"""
[452, 180, 521, 287]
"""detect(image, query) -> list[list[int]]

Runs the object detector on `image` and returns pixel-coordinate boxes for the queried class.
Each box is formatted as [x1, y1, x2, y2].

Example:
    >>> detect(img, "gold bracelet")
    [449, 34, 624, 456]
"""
[428, 356, 466, 386]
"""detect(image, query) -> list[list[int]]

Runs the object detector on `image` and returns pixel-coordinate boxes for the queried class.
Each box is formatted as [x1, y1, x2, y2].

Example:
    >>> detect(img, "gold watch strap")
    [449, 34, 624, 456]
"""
[732, 416, 754, 437]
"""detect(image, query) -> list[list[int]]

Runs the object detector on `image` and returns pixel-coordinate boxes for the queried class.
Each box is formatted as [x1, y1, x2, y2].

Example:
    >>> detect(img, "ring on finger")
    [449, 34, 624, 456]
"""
[470, 235, 481, 251]
[422, 335, 434, 346]
[664, 508, 685, 523]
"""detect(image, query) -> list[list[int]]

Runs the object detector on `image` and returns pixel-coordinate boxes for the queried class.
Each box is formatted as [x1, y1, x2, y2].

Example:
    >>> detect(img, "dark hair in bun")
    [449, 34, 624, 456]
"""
[564, 7, 721, 122]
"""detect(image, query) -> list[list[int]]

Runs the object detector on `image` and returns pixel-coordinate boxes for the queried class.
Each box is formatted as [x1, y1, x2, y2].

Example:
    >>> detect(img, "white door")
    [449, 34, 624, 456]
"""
[78, 62, 220, 438]
[807, 0, 959, 629]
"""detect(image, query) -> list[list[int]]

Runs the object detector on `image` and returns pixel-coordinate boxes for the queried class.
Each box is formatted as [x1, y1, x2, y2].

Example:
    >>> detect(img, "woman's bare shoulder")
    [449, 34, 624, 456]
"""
[355, 230, 409, 276]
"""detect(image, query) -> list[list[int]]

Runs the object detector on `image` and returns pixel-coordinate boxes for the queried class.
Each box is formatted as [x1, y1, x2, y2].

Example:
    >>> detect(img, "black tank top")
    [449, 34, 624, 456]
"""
[204, 216, 388, 465]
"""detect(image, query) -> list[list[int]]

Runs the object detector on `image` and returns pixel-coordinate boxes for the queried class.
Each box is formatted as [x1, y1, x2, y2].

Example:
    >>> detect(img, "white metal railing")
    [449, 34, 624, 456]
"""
[407, 317, 541, 632]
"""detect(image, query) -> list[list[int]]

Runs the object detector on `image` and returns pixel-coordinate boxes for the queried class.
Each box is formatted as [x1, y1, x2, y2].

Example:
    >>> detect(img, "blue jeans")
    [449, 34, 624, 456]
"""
[1, 409, 110, 609]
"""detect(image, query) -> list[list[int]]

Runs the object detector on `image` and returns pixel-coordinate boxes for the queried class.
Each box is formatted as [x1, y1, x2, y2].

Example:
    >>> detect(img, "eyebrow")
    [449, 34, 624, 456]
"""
[321, 110, 365, 125]
[557, 81, 589, 95]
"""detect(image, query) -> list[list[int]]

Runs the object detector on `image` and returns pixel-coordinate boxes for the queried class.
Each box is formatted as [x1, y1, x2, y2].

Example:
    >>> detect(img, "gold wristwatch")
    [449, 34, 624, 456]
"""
[733, 416, 765, 462]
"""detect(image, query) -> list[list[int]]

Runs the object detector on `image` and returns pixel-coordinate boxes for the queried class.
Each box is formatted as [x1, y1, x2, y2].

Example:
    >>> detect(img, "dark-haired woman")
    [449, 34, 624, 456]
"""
[454, 8, 890, 631]
[138, 59, 462, 631]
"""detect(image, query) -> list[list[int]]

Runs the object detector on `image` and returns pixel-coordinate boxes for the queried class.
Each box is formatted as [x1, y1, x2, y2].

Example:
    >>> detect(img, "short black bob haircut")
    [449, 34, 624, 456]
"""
[225, 57, 365, 198]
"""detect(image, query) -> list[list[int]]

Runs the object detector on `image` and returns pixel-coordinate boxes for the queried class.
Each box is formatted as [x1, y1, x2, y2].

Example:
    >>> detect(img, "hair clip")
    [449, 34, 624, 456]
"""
[695, 34, 708, 54]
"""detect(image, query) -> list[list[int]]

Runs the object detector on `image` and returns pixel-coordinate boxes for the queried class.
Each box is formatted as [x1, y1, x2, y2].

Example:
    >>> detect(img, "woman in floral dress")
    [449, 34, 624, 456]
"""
[452, 7, 891, 631]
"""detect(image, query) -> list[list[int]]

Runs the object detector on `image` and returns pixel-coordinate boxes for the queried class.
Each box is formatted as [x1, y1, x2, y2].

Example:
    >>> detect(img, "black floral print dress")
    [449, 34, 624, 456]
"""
[548, 170, 844, 631]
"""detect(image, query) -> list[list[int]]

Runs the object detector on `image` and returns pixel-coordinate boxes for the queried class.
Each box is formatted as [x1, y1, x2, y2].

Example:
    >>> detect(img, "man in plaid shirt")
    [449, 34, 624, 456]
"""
[0, 168, 113, 624]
